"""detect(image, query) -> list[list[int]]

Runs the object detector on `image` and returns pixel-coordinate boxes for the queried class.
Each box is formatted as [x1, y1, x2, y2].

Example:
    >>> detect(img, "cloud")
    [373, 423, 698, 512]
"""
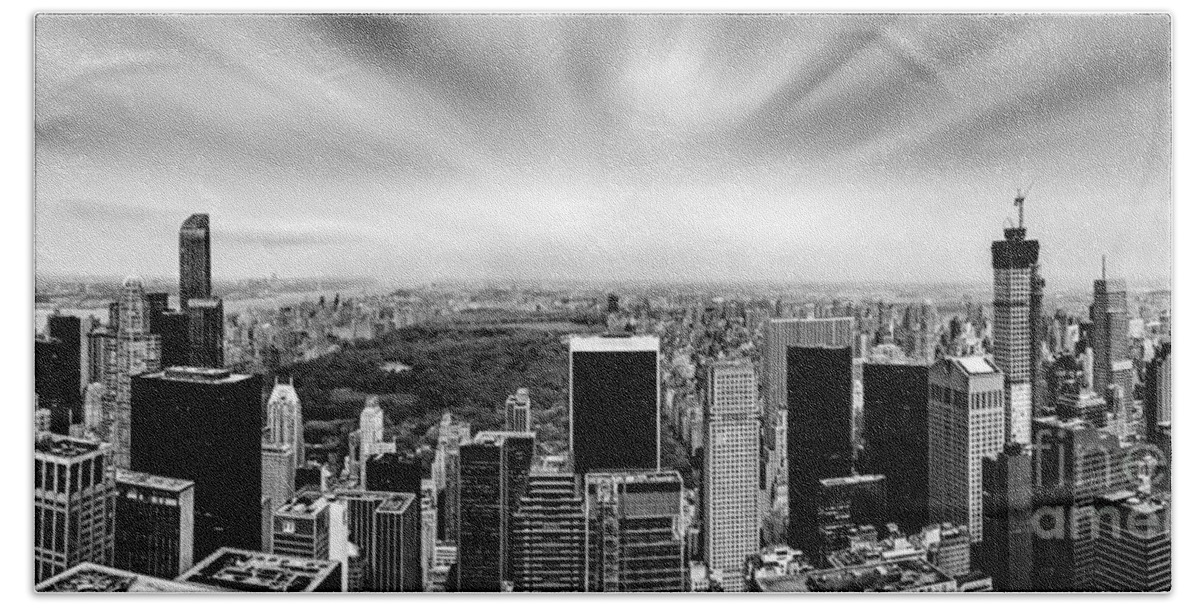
[34, 13, 1171, 287]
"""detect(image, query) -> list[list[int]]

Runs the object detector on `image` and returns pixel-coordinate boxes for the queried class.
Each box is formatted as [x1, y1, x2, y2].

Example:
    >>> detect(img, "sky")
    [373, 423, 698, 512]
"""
[34, 13, 1171, 289]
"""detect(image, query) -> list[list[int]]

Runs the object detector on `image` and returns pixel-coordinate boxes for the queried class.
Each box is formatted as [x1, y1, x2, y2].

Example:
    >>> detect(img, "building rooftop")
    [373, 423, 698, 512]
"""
[35, 433, 104, 460]
[37, 563, 214, 593]
[277, 491, 331, 517]
[951, 356, 1000, 376]
[759, 557, 954, 592]
[569, 334, 660, 352]
[178, 548, 339, 592]
[375, 493, 417, 514]
[115, 469, 194, 492]
[819, 473, 886, 489]
[157, 366, 250, 384]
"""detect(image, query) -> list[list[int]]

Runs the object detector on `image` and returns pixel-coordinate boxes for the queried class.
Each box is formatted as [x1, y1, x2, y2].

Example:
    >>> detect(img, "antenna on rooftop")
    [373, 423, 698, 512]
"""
[1014, 179, 1035, 229]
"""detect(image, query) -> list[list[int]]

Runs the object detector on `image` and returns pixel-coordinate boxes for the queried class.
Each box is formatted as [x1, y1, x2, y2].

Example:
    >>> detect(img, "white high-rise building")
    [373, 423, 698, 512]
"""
[358, 397, 388, 487]
[991, 218, 1040, 445]
[928, 356, 1006, 542]
[266, 378, 305, 468]
[107, 276, 162, 468]
[704, 360, 760, 592]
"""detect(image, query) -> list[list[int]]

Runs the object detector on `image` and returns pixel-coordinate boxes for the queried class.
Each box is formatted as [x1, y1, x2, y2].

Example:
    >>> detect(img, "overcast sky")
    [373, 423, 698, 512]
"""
[35, 14, 1170, 288]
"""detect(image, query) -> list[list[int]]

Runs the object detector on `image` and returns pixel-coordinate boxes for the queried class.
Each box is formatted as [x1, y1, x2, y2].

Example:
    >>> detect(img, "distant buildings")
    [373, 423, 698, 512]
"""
[703, 360, 760, 592]
[35, 434, 115, 584]
[927, 356, 1005, 543]
[569, 335, 660, 475]
[113, 470, 195, 579]
[130, 367, 262, 562]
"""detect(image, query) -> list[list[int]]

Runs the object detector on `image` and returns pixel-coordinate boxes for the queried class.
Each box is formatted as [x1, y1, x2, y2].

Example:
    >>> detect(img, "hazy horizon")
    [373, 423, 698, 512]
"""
[35, 14, 1172, 288]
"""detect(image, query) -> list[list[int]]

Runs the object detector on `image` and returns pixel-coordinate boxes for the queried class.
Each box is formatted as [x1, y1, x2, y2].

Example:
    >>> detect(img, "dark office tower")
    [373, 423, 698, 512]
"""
[861, 362, 929, 533]
[568, 336, 660, 475]
[1094, 491, 1171, 592]
[1143, 342, 1171, 444]
[113, 470, 195, 579]
[178, 213, 211, 310]
[365, 452, 422, 495]
[35, 336, 71, 434]
[145, 292, 170, 320]
[295, 464, 323, 493]
[335, 490, 421, 592]
[511, 472, 586, 591]
[187, 298, 224, 368]
[816, 473, 887, 558]
[992, 200, 1040, 445]
[981, 443, 1033, 591]
[1090, 261, 1134, 408]
[787, 345, 854, 559]
[456, 431, 535, 591]
[1030, 417, 1133, 591]
[372, 493, 422, 592]
[584, 470, 686, 592]
[48, 313, 83, 406]
[606, 293, 619, 313]
[35, 434, 116, 584]
[151, 310, 190, 369]
[130, 367, 262, 563]
[457, 436, 505, 591]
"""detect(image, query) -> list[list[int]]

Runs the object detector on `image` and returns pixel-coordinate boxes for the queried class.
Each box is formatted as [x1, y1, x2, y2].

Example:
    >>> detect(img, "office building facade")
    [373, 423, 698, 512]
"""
[569, 335, 660, 475]
[113, 469, 195, 578]
[703, 360, 760, 591]
[34, 434, 115, 583]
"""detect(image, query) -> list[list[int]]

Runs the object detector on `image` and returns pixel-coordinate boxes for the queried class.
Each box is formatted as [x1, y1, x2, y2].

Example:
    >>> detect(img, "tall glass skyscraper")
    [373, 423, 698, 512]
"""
[568, 335, 660, 475]
[178, 213, 211, 309]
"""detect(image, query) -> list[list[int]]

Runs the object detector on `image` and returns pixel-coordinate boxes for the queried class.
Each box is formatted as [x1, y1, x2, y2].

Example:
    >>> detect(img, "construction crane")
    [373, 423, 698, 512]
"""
[1014, 180, 1035, 229]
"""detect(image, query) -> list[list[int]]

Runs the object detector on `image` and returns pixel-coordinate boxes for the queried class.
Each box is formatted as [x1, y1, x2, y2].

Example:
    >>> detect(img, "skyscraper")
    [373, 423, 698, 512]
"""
[703, 360, 760, 592]
[178, 213, 211, 310]
[584, 470, 687, 592]
[981, 443, 1033, 591]
[991, 202, 1040, 445]
[763, 317, 855, 415]
[505, 388, 532, 434]
[186, 298, 224, 368]
[261, 441, 296, 552]
[113, 470, 195, 579]
[1091, 263, 1134, 408]
[861, 362, 929, 533]
[787, 345, 854, 559]
[130, 367, 262, 562]
[456, 431, 535, 591]
[265, 378, 304, 469]
[272, 491, 332, 560]
[927, 356, 1006, 543]
[510, 471, 587, 592]
[1094, 491, 1170, 592]
[1030, 416, 1133, 591]
[364, 452, 422, 495]
[35, 434, 115, 583]
[47, 312, 83, 411]
[815, 473, 887, 556]
[371, 493, 423, 592]
[108, 276, 162, 468]
[1144, 342, 1171, 444]
[569, 335, 660, 475]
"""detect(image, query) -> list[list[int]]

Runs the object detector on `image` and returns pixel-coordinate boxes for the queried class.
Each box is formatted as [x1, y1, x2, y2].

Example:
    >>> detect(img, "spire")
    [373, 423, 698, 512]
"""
[1102, 255, 1107, 281]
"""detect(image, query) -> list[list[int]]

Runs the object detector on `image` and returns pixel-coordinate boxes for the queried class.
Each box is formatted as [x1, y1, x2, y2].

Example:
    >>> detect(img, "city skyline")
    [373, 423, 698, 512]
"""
[35, 14, 1170, 286]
